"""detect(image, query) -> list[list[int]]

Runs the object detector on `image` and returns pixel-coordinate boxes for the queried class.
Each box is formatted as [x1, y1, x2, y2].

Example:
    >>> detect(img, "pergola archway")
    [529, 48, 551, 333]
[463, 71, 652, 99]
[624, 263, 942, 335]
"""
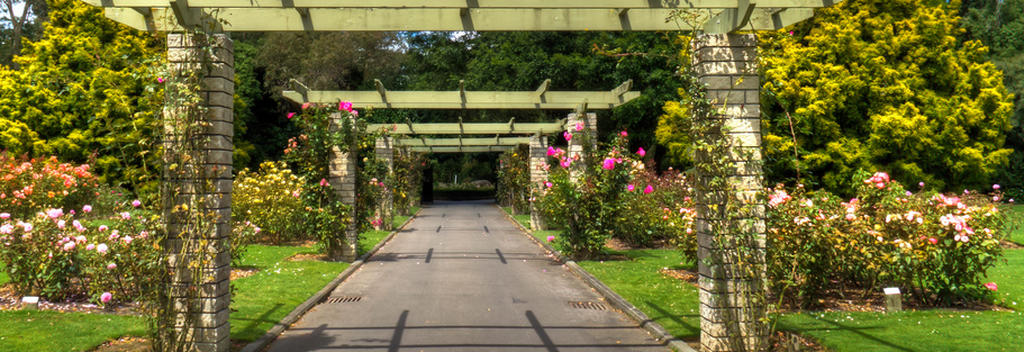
[79, 1, 844, 351]
[287, 81, 638, 241]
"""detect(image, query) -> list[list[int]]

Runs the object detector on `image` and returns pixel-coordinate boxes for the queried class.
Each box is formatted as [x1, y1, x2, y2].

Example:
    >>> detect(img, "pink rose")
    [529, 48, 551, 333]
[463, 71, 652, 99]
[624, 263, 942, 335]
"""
[0, 213, 8, 219]
[107, 263, 117, 270]
[287, 112, 296, 119]
[97, 243, 109, 255]
[82, 205, 92, 213]
[575, 122, 584, 132]
[602, 158, 615, 170]
[563, 131, 573, 141]
[98, 225, 109, 232]
[928, 238, 938, 245]
[636, 147, 646, 157]
[546, 235, 555, 242]
[643, 185, 654, 194]
[620, 130, 628, 137]
[63, 242, 76, 251]
[100, 292, 112, 303]
[339, 101, 353, 112]
[984, 282, 998, 291]
[132, 200, 142, 208]
[627, 184, 635, 192]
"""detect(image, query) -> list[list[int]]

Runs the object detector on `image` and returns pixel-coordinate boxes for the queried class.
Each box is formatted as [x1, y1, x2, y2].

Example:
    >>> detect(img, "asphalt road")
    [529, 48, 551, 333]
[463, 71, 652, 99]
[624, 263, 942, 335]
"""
[267, 200, 668, 352]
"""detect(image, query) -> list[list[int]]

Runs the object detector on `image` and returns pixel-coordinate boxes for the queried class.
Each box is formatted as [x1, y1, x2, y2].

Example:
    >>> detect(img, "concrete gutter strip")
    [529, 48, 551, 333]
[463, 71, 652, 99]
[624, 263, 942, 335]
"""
[240, 209, 422, 352]
[498, 205, 697, 352]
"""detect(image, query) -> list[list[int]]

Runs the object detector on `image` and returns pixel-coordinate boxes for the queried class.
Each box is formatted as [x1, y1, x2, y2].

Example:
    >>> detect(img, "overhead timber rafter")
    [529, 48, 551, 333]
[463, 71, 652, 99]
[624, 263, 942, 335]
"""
[282, 80, 640, 110]
[87, 0, 840, 33]
[395, 137, 531, 147]
[366, 120, 565, 135]
[407, 146, 516, 153]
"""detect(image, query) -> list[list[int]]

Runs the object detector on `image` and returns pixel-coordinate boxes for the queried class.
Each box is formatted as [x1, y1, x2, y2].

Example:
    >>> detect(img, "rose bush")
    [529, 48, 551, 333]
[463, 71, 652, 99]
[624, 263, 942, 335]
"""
[0, 202, 163, 305]
[0, 154, 100, 218]
[766, 171, 1007, 307]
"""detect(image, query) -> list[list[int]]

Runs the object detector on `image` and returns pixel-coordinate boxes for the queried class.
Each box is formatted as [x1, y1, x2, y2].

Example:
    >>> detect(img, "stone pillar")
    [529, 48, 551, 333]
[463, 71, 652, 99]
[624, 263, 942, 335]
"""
[163, 33, 233, 352]
[692, 33, 767, 352]
[528, 135, 548, 231]
[565, 112, 597, 179]
[328, 113, 358, 261]
[375, 137, 394, 231]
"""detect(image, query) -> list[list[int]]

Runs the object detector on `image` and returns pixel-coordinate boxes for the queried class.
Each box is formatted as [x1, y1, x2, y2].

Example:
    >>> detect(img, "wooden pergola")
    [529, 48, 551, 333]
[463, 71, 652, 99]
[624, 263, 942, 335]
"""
[86, 0, 830, 33]
[79, 0, 843, 351]
[284, 79, 639, 110]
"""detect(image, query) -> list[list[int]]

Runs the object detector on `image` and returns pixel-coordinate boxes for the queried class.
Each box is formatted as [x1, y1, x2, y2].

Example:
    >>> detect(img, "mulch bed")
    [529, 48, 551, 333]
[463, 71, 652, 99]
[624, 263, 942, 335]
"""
[286, 253, 327, 262]
[1001, 240, 1023, 249]
[0, 284, 137, 314]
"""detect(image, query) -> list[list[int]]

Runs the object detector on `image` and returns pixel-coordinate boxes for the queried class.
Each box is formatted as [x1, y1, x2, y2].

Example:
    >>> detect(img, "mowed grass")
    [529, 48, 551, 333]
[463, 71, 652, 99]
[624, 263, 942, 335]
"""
[230, 245, 349, 342]
[498, 205, 1024, 350]
[0, 310, 147, 352]
[777, 310, 1024, 352]
[578, 249, 701, 339]
[0, 209, 421, 350]
[987, 248, 1024, 310]
[358, 207, 420, 256]
[1006, 205, 1024, 245]
[500, 206, 532, 229]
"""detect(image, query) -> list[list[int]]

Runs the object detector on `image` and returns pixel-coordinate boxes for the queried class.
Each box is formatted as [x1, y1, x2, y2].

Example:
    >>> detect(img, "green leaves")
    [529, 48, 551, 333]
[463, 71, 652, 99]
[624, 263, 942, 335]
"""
[754, 0, 1016, 193]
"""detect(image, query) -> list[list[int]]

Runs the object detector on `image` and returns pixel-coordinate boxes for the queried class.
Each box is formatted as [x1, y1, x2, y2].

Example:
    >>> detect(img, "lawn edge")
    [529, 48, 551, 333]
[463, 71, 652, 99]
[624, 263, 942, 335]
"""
[239, 208, 422, 352]
[496, 204, 696, 352]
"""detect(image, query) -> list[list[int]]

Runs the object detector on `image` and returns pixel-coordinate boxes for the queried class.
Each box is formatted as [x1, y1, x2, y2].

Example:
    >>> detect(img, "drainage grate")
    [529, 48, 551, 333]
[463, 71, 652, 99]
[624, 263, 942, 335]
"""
[569, 301, 606, 310]
[326, 296, 362, 304]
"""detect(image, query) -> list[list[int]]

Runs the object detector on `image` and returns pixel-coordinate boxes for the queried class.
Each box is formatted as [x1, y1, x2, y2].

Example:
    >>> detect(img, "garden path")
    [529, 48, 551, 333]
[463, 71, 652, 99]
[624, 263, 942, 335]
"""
[267, 200, 668, 352]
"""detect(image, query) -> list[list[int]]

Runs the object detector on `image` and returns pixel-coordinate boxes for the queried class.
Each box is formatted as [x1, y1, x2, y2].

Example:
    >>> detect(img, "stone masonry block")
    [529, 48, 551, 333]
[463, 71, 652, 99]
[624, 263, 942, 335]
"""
[694, 47, 758, 63]
[203, 77, 235, 96]
[202, 91, 234, 109]
[694, 61, 758, 77]
[692, 33, 758, 50]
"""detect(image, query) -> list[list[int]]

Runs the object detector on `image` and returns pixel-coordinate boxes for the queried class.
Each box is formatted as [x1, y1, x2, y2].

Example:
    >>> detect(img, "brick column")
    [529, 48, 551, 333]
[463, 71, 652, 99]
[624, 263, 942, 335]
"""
[528, 134, 548, 231]
[565, 112, 597, 180]
[163, 33, 233, 352]
[328, 113, 358, 261]
[692, 33, 767, 352]
[375, 137, 394, 231]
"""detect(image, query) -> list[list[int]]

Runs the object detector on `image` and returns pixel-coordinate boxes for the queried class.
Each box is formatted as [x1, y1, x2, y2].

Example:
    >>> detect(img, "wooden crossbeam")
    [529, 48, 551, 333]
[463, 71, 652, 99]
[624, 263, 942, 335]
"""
[366, 121, 564, 135]
[395, 137, 530, 147]
[407, 146, 516, 153]
[85, 0, 841, 9]
[98, 7, 826, 32]
[282, 89, 640, 109]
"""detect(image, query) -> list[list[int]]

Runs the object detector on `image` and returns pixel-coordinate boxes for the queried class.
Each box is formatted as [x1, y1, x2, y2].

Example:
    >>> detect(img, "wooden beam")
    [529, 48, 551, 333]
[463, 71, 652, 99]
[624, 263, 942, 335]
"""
[408, 146, 516, 153]
[704, 0, 757, 34]
[374, 79, 389, 107]
[395, 137, 531, 147]
[366, 122, 564, 135]
[281, 89, 641, 109]
[534, 79, 551, 101]
[83, 0, 842, 9]
[97, 7, 827, 32]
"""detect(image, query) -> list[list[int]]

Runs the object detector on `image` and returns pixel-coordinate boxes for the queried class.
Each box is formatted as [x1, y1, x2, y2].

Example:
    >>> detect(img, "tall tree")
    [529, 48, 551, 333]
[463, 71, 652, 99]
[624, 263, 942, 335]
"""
[0, 0, 164, 196]
[753, 0, 1013, 193]
[0, 0, 45, 67]
[960, 0, 1024, 196]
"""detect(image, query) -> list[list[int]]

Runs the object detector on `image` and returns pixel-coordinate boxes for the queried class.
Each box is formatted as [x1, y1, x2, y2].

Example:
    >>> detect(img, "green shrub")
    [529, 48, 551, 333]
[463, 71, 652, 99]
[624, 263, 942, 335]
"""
[232, 161, 305, 244]
[766, 171, 1007, 307]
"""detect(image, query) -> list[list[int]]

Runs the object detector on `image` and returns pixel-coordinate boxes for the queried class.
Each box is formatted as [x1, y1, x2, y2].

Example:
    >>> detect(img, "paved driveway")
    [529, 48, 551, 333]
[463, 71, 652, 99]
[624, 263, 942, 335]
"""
[268, 200, 668, 352]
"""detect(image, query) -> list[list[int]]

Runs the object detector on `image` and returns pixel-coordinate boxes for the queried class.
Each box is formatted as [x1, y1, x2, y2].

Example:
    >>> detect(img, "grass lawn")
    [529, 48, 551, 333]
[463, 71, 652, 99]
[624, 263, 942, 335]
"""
[230, 245, 349, 342]
[987, 248, 1024, 309]
[498, 206, 1024, 350]
[0, 311, 146, 352]
[500, 206, 532, 230]
[777, 310, 1024, 352]
[1006, 205, 1024, 245]
[578, 250, 701, 339]
[0, 208, 421, 351]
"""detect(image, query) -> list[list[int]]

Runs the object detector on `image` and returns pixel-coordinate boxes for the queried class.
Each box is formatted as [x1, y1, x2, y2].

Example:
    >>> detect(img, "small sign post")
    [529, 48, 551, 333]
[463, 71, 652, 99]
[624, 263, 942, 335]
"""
[21, 296, 39, 311]
[884, 287, 902, 312]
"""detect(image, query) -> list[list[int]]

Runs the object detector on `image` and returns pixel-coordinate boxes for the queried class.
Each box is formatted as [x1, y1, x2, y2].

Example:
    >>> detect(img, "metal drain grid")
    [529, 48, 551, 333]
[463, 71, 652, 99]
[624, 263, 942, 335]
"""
[326, 296, 362, 304]
[568, 301, 606, 310]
